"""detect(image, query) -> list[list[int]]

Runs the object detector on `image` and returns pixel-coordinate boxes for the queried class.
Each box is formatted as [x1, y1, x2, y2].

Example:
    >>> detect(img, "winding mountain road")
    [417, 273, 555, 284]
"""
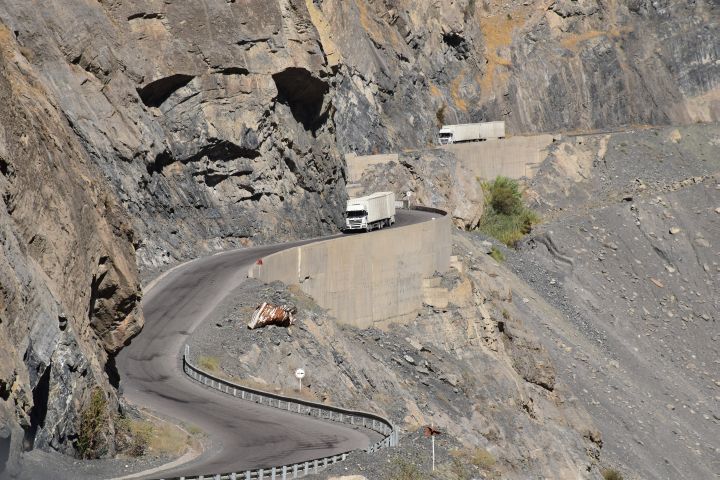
[116, 210, 433, 479]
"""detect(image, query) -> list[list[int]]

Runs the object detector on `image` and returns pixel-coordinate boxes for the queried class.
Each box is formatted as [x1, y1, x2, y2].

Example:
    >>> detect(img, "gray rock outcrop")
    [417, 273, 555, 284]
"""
[0, 27, 142, 473]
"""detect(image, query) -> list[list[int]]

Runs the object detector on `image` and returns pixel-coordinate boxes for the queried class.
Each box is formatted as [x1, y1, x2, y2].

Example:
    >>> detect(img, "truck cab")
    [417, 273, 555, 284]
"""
[438, 127, 454, 145]
[344, 192, 396, 232]
[345, 204, 368, 231]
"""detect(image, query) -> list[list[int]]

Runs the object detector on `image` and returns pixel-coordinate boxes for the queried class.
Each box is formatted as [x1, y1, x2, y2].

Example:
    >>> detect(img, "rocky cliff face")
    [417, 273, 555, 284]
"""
[328, 0, 719, 151]
[0, 25, 142, 473]
[0, 0, 348, 278]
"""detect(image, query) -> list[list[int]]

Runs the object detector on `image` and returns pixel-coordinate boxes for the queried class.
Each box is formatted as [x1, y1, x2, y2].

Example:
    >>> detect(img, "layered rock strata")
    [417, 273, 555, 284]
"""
[0, 26, 142, 473]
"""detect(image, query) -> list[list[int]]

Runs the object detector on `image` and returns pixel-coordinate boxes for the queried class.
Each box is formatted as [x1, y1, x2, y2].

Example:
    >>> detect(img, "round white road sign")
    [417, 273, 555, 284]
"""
[295, 368, 305, 379]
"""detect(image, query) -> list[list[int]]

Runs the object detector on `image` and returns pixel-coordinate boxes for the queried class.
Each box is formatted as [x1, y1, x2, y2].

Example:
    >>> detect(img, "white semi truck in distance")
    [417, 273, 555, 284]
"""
[344, 192, 396, 232]
[438, 121, 505, 145]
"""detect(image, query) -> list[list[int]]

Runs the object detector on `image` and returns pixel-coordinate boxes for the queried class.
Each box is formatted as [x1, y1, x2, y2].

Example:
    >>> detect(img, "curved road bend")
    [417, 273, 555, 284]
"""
[116, 210, 436, 478]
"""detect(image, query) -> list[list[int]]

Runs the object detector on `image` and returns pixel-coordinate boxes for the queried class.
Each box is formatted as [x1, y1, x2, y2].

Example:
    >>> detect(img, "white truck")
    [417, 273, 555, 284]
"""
[344, 192, 396, 232]
[438, 121, 505, 145]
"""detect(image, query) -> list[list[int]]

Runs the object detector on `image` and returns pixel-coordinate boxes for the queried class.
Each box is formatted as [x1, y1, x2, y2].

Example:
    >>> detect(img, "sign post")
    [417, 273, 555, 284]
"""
[423, 423, 442, 472]
[431, 422, 435, 471]
[295, 368, 305, 392]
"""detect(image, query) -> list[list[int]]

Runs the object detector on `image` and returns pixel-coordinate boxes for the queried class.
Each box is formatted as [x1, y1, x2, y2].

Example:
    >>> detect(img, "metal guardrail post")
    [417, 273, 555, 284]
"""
[182, 346, 398, 480]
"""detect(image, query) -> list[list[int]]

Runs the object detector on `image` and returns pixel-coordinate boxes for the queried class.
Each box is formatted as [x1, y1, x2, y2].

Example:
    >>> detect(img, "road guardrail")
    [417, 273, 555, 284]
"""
[159, 345, 398, 480]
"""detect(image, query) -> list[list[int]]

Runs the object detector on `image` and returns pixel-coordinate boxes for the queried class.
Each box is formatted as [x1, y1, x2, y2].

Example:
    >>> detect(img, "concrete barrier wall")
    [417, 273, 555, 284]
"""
[345, 135, 554, 183]
[249, 212, 451, 329]
[441, 134, 554, 179]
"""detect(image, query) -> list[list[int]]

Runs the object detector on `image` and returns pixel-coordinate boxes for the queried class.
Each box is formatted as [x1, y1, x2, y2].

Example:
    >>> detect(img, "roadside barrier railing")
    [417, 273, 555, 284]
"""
[161, 345, 398, 480]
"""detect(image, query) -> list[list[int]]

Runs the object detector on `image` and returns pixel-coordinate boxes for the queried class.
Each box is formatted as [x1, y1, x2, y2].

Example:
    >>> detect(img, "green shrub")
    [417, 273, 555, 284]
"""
[198, 355, 220, 372]
[470, 448, 496, 469]
[485, 176, 522, 215]
[602, 468, 624, 480]
[387, 458, 427, 480]
[115, 416, 152, 457]
[477, 176, 539, 246]
[77, 388, 109, 459]
[489, 246, 505, 262]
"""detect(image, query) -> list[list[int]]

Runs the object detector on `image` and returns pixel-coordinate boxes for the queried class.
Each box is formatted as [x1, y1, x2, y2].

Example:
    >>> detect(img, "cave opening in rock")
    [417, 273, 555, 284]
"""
[272, 67, 329, 131]
[137, 74, 194, 108]
[0, 427, 9, 474]
[442, 32, 469, 59]
[105, 355, 120, 390]
[22, 365, 50, 451]
[147, 150, 174, 175]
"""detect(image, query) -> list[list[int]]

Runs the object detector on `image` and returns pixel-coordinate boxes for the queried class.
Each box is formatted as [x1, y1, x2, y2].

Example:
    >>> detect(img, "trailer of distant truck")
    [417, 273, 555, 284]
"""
[344, 192, 396, 232]
[438, 121, 505, 145]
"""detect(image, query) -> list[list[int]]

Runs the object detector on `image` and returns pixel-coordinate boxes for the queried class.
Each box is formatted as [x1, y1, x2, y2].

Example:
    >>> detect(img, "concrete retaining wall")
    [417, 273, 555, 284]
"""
[345, 135, 554, 183]
[248, 211, 450, 329]
[441, 134, 554, 179]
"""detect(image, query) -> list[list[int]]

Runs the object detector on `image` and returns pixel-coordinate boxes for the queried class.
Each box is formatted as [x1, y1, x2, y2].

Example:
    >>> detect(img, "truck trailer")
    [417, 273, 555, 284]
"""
[438, 121, 505, 145]
[344, 192, 396, 232]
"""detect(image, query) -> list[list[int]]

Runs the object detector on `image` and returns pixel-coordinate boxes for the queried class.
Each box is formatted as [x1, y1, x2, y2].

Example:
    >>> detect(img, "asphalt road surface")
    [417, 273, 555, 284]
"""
[116, 210, 435, 479]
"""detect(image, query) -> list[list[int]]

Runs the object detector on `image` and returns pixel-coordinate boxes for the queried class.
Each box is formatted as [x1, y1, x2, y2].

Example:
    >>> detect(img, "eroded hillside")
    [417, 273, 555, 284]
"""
[190, 255, 603, 479]
[356, 122, 720, 478]
[511, 124, 720, 479]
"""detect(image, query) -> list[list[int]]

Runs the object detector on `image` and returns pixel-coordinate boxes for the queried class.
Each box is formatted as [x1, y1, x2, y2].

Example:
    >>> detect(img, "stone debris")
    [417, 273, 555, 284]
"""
[603, 241, 619, 250]
[248, 302, 297, 330]
[650, 278, 664, 288]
